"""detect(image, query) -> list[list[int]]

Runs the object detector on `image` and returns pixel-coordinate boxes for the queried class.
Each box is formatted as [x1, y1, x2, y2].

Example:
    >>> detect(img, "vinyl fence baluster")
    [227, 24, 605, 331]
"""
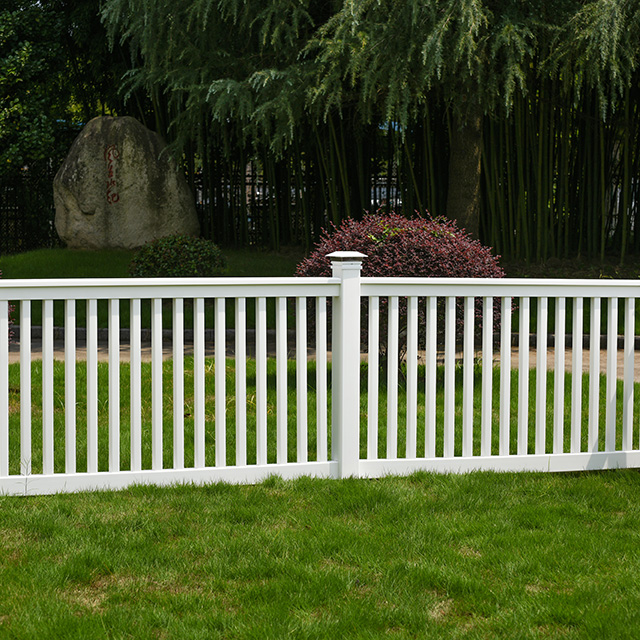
[276, 297, 287, 464]
[606, 297, 618, 452]
[444, 296, 456, 458]
[86, 299, 98, 473]
[316, 296, 328, 462]
[296, 297, 308, 463]
[367, 296, 379, 460]
[463, 296, 475, 458]
[536, 297, 548, 455]
[387, 296, 399, 459]
[215, 297, 226, 467]
[173, 298, 184, 470]
[481, 296, 493, 456]
[499, 296, 512, 456]
[425, 296, 437, 458]
[235, 297, 247, 466]
[623, 298, 634, 451]
[554, 297, 566, 454]
[194, 297, 205, 468]
[588, 297, 601, 452]
[517, 297, 530, 455]
[130, 298, 142, 471]
[256, 297, 267, 465]
[151, 298, 163, 470]
[21, 300, 32, 476]
[571, 298, 584, 453]
[108, 299, 120, 472]
[406, 296, 418, 459]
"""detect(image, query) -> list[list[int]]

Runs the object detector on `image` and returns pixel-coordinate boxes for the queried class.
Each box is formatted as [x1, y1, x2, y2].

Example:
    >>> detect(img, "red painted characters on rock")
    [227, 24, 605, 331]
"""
[104, 144, 120, 204]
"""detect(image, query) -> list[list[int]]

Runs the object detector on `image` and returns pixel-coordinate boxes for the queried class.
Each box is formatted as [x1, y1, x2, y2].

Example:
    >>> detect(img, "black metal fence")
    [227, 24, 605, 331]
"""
[0, 168, 60, 256]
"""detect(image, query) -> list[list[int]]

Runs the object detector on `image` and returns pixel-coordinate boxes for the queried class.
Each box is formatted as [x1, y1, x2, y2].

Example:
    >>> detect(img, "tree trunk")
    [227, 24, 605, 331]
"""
[446, 109, 482, 239]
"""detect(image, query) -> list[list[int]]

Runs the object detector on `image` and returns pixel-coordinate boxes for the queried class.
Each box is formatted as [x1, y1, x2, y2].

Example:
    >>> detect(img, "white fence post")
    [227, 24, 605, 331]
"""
[329, 251, 366, 479]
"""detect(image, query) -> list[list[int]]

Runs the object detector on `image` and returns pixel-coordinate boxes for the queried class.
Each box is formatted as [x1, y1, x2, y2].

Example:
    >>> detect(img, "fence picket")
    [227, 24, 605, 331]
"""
[518, 297, 530, 455]
[194, 297, 205, 468]
[235, 298, 247, 466]
[130, 299, 142, 471]
[606, 298, 618, 451]
[554, 297, 566, 454]
[109, 299, 120, 473]
[463, 297, 474, 457]
[589, 297, 601, 452]
[296, 297, 308, 463]
[20, 301, 31, 476]
[173, 298, 185, 470]
[571, 298, 584, 453]
[444, 297, 455, 458]
[406, 296, 418, 459]
[425, 296, 437, 458]
[316, 297, 328, 462]
[623, 298, 634, 451]
[152, 298, 163, 470]
[367, 297, 379, 460]
[481, 296, 493, 456]
[86, 299, 98, 473]
[387, 296, 399, 459]
[43, 300, 54, 475]
[499, 297, 511, 456]
[256, 297, 267, 465]
[535, 297, 548, 455]
[215, 297, 226, 467]
[276, 297, 287, 464]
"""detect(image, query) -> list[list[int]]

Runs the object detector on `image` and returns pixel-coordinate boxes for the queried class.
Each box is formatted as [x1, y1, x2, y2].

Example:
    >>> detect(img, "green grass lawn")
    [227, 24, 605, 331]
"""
[0, 246, 306, 280]
[2, 468, 640, 638]
[0, 246, 307, 330]
[7, 359, 635, 475]
[3, 359, 640, 637]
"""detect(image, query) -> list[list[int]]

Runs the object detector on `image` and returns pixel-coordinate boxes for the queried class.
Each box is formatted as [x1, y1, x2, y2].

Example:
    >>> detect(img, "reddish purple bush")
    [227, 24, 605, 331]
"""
[296, 213, 505, 361]
[296, 213, 504, 280]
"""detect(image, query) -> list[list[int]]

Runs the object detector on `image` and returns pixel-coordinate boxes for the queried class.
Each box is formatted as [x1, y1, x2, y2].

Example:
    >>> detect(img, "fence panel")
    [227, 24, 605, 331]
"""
[2, 268, 640, 495]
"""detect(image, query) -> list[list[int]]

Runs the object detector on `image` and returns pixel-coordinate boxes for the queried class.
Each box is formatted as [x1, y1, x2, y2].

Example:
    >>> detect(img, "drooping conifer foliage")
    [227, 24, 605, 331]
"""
[100, 0, 640, 262]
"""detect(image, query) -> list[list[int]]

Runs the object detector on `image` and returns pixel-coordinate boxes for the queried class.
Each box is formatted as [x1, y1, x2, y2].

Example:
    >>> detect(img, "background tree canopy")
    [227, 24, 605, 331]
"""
[2, 0, 640, 261]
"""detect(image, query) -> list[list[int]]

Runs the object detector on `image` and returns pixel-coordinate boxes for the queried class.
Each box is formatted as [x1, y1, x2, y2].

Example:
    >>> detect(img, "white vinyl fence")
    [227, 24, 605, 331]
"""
[1, 251, 640, 496]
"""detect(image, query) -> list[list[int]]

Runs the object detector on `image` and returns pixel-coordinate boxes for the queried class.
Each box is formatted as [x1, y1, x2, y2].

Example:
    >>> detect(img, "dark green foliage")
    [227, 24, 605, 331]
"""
[128, 235, 226, 278]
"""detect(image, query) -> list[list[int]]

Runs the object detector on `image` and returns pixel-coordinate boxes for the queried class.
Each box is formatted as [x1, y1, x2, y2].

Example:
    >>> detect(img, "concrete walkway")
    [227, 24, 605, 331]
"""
[7, 329, 640, 380]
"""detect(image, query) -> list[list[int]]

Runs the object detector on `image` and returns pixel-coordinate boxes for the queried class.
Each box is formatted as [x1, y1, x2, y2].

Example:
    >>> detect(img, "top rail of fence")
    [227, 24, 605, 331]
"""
[361, 277, 640, 298]
[1, 275, 640, 301]
[0, 277, 340, 301]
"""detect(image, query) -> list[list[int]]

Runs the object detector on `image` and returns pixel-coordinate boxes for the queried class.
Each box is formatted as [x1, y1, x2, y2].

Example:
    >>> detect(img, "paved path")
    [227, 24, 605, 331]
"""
[8, 332, 640, 380]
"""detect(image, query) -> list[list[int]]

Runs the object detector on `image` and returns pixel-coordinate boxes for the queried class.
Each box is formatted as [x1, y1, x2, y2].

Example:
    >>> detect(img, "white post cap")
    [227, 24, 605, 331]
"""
[326, 251, 367, 262]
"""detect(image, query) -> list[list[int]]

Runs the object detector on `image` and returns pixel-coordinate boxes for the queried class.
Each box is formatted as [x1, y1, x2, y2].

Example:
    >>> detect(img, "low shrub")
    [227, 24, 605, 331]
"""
[296, 212, 505, 361]
[297, 212, 504, 279]
[129, 235, 226, 278]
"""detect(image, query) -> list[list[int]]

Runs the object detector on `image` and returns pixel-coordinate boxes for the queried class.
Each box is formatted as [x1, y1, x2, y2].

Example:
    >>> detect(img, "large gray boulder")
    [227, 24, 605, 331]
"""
[54, 116, 200, 249]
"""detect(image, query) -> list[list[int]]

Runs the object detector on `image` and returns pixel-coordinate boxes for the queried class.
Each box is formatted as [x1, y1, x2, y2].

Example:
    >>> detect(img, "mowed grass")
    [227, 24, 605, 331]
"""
[0, 246, 307, 330]
[0, 246, 305, 280]
[3, 360, 640, 637]
[7, 359, 639, 474]
[2, 469, 640, 638]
